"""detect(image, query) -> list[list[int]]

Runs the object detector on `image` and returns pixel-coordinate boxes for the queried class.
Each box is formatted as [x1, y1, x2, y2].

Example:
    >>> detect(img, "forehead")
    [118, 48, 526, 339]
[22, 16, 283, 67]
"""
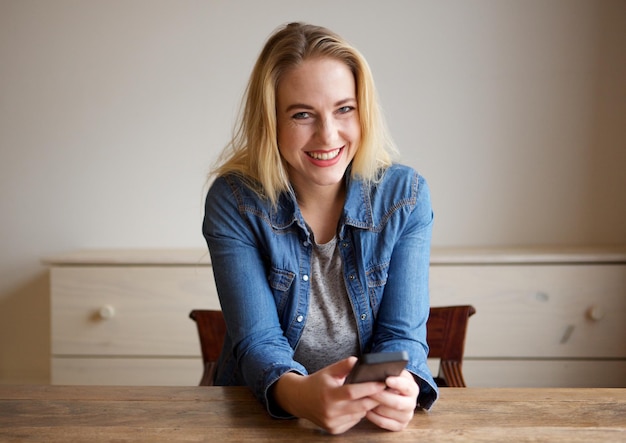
[276, 57, 356, 102]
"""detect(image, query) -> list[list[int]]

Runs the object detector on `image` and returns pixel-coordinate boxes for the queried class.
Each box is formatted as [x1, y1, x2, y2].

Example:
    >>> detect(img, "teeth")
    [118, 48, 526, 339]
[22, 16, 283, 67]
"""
[308, 148, 340, 160]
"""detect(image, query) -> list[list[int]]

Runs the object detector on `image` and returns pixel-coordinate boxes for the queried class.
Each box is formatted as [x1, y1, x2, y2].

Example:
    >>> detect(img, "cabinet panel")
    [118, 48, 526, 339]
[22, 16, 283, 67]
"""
[461, 359, 626, 388]
[52, 357, 202, 386]
[51, 266, 218, 356]
[429, 265, 626, 358]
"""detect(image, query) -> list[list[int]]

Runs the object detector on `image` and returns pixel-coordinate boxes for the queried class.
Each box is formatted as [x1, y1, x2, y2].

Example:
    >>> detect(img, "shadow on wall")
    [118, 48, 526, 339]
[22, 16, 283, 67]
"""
[0, 272, 50, 384]
[587, 0, 626, 242]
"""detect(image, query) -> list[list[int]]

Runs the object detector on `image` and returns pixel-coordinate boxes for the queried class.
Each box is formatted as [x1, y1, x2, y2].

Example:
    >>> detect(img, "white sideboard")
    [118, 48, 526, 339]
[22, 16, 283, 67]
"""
[46, 247, 626, 387]
[428, 247, 626, 388]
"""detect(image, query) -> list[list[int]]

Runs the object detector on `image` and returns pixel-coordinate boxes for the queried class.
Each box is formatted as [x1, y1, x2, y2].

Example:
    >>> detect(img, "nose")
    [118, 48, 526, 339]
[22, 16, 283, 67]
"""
[316, 116, 337, 146]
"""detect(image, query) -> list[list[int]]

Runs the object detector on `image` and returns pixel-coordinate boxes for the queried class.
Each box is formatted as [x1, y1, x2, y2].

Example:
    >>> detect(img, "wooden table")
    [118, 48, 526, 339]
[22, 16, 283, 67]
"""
[1, 386, 624, 442]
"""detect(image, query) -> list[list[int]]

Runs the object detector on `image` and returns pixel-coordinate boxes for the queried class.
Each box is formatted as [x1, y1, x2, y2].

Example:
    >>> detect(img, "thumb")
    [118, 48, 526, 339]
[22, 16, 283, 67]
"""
[325, 356, 358, 379]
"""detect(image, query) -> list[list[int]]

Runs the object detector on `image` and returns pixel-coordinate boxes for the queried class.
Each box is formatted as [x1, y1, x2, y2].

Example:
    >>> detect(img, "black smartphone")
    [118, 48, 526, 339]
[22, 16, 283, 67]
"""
[344, 351, 409, 384]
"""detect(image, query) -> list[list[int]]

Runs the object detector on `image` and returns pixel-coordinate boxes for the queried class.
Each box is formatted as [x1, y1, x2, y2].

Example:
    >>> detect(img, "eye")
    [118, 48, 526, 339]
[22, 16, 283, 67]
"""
[338, 105, 355, 114]
[292, 111, 311, 120]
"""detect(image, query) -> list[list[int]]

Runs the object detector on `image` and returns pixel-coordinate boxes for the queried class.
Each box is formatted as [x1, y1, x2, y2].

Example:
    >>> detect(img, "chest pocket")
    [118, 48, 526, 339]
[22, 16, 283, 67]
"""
[268, 267, 295, 316]
[366, 262, 389, 317]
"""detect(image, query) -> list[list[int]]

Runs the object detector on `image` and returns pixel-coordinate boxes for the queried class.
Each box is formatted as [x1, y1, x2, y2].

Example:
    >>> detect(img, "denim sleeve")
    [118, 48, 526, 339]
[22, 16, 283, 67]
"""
[202, 177, 307, 417]
[370, 173, 439, 410]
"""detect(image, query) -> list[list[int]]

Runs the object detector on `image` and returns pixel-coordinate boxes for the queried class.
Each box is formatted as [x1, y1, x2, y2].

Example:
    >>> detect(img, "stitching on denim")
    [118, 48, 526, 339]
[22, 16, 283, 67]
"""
[365, 261, 390, 287]
[345, 170, 419, 232]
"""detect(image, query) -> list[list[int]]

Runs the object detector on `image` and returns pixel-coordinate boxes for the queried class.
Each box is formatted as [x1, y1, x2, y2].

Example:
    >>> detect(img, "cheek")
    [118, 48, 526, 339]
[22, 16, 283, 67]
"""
[278, 123, 309, 149]
[277, 130, 292, 154]
[347, 119, 362, 144]
[276, 122, 290, 151]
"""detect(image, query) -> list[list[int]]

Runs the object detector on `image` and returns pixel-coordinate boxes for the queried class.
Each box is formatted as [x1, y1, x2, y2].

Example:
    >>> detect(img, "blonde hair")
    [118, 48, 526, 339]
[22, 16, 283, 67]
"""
[211, 22, 397, 205]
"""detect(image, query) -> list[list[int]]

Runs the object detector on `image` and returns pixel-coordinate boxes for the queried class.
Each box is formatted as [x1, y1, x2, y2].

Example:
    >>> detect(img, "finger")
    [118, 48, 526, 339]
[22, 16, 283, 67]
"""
[321, 356, 358, 380]
[384, 372, 419, 397]
[368, 375, 418, 418]
[365, 408, 413, 432]
[322, 411, 368, 435]
[342, 380, 387, 403]
[315, 397, 377, 434]
[369, 388, 416, 413]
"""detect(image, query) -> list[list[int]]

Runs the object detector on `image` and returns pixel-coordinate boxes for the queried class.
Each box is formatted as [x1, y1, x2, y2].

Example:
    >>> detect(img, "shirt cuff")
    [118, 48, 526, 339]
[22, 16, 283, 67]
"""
[413, 373, 439, 410]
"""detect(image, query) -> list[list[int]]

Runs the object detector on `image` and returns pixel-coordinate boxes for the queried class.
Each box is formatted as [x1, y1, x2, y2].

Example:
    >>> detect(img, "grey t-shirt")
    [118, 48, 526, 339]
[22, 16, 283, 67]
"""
[293, 236, 360, 374]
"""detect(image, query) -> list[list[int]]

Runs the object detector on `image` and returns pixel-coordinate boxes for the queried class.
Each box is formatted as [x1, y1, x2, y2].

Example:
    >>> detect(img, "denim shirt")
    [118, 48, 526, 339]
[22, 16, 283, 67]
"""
[202, 164, 438, 416]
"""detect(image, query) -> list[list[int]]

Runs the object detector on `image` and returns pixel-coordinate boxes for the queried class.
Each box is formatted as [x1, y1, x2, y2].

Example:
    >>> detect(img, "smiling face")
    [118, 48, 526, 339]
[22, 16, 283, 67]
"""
[276, 57, 361, 197]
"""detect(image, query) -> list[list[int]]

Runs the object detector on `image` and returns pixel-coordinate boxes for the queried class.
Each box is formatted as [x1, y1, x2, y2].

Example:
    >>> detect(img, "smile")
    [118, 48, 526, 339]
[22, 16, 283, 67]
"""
[306, 148, 342, 161]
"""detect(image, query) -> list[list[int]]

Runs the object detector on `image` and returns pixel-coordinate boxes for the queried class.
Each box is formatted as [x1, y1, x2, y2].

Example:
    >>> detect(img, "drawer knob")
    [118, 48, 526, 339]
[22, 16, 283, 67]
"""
[98, 305, 116, 320]
[586, 305, 605, 321]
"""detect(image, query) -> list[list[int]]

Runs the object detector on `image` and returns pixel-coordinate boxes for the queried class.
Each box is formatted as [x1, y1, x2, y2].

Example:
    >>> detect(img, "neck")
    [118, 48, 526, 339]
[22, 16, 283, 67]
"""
[293, 182, 346, 244]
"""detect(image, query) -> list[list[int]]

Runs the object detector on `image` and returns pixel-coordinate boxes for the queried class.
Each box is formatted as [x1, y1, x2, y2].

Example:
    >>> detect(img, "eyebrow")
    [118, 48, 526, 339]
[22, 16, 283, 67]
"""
[283, 98, 356, 113]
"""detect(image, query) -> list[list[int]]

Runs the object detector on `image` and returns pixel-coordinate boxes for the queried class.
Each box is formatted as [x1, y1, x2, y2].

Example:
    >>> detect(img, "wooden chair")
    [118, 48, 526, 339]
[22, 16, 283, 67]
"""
[189, 304, 476, 387]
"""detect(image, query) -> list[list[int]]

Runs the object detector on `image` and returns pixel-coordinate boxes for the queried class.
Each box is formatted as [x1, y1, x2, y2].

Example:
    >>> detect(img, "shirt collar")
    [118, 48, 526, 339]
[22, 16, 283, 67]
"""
[268, 167, 377, 234]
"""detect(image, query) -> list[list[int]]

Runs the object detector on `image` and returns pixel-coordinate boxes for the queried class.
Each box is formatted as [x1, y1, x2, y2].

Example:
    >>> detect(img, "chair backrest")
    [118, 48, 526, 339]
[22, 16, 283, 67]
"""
[189, 304, 475, 387]
[188, 310, 227, 386]
[426, 305, 476, 387]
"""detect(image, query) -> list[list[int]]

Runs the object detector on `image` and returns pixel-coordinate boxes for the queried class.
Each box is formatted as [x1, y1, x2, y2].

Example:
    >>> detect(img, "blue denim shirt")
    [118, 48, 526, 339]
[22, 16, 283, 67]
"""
[202, 164, 438, 416]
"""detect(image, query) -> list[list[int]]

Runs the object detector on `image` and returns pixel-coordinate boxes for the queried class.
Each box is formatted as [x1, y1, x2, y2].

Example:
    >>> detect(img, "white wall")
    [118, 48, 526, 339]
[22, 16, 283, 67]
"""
[1, 0, 624, 384]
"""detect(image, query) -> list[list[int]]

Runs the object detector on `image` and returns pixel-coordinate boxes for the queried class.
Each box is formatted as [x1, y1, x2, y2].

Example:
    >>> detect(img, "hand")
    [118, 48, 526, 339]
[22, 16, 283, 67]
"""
[273, 357, 387, 435]
[365, 369, 419, 431]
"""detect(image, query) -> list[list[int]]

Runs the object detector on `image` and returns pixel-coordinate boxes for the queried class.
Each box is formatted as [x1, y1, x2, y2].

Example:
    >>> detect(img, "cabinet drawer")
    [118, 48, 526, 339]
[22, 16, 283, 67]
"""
[460, 359, 626, 388]
[52, 357, 202, 386]
[429, 264, 626, 358]
[51, 266, 218, 356]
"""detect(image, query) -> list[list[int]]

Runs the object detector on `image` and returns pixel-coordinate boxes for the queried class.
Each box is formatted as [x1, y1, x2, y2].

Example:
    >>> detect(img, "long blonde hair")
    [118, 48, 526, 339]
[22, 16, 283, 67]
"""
[212, 22, 397, 205]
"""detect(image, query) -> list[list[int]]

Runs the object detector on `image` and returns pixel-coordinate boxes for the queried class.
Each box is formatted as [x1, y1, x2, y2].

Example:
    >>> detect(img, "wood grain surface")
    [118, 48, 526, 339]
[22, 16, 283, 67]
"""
[1, 386, 624, 442]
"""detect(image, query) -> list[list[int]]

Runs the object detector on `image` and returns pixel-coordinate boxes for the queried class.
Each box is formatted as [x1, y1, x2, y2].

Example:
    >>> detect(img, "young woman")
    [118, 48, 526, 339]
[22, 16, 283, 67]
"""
[202, 22, 437, 434]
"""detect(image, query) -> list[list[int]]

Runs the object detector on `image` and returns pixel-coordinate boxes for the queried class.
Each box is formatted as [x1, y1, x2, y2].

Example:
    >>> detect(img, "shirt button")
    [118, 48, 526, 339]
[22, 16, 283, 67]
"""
[360, 314, 367, 320]
[296, 315, 304, 322]
[349, 275, 355, 280]
[302, 274, 309, 282]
